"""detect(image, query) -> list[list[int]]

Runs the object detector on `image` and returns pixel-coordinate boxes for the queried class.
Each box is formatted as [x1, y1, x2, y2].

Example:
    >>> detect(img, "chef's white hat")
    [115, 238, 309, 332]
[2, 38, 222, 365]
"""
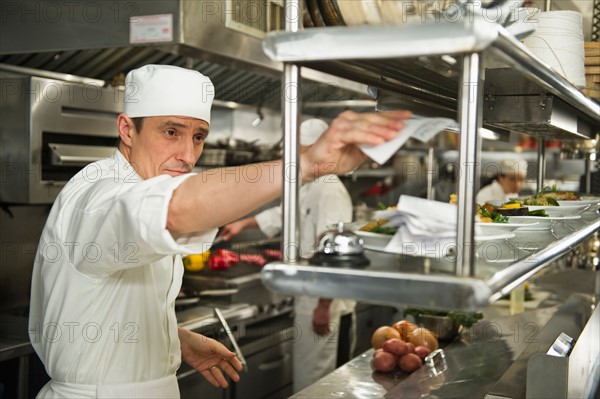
[124, 65, 214, 124]
[500, 159, 528, 175]
[300, 118, 329, 146]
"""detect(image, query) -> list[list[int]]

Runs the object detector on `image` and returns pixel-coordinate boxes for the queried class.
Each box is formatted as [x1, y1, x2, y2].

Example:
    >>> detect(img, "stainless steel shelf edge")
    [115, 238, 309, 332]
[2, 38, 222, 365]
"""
[260, 263, 492, 312]
[491, 27, 600, 123]
[486, 217, 600, 302]
[263, 20, 497, 62]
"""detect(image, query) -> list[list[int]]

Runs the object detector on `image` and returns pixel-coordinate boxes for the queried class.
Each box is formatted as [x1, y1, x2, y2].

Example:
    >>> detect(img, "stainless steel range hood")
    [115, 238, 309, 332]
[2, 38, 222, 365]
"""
[0, 0, 373, 117]
[0, 1, 276, 76]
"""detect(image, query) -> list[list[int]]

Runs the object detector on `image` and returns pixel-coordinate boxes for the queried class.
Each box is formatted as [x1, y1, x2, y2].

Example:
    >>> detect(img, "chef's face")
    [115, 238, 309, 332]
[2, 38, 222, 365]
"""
[498, 173, 525, 194]
[118, 114, 208, 179]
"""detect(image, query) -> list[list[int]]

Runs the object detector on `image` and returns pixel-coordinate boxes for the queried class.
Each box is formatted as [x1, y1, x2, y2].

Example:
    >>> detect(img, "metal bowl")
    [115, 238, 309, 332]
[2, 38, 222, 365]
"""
[416, 314, 463, 341]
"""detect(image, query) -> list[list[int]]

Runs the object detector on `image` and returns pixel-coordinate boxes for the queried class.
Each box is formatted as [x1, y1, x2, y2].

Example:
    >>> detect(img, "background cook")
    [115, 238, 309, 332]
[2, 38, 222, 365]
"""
[220, 118, 357, 393]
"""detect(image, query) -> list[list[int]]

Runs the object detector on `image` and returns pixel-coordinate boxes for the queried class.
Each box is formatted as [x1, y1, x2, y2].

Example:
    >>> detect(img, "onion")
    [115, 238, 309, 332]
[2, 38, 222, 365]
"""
[408, 328, 439, 351]
[371, 326, 401, 349]
[392, 320, 417, 341]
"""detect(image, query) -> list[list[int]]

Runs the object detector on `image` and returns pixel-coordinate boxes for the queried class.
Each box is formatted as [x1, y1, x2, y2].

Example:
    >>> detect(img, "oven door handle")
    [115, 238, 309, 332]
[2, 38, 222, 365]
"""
[258, 353, 290, 371]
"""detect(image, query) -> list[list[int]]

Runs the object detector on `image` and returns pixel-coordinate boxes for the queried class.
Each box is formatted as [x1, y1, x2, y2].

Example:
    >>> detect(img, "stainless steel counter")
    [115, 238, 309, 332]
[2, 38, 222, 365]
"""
[291, 267, 598, 399]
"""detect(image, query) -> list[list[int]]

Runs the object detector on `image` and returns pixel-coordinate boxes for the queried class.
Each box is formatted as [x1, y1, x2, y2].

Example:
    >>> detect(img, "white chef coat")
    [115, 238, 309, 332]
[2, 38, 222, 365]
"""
[476, 180, 518, 204]
[254, 175, 356, 392]
[29, 150, 217, 398]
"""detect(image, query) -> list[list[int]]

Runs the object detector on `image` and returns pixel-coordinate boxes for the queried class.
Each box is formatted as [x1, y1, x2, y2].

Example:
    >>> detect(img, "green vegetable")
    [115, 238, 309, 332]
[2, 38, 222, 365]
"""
[547, 197, 559, 206]
[480, 206, 509, 223]
[446, 311, 484, 328]
[528, 209, 548, 217]
[378, 202, 388, 210]
[492, 213, 509, 223]
[370, 226, 398, 235]
[404, 308, 483, 328]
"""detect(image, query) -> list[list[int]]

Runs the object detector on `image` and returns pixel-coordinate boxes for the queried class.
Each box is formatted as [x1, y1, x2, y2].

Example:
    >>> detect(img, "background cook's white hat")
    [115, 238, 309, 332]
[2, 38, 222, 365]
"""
[124, 65, 215, 124]
[300, 118, 329, 146]
[500, 159, 528, 175]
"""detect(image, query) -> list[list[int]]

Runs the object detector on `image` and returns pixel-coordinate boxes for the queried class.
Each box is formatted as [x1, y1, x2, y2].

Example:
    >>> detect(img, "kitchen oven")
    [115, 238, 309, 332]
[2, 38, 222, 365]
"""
[0, 73, 123, 204]
[177, 304, 295, 399]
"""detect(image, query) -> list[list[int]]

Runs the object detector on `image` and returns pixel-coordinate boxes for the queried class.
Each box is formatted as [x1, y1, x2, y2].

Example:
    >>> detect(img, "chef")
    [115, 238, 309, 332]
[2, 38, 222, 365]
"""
[476, 158, 528, 204]
[219, 118, 356, 392]
[28, 64, 412, 398]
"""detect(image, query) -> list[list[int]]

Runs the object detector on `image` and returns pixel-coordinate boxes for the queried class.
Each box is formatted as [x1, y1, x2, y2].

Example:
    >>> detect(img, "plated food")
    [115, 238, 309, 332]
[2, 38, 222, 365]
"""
[527, 204, 590, 217]
[514, 186, 579, 206]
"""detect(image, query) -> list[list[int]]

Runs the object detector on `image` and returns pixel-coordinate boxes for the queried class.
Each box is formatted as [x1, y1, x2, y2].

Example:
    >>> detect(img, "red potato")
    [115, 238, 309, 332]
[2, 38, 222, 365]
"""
[372, 351, 397, 372]
[382, 338, 409, 356]
[406, 343, 415, 353]
[398, 353, 423, 373]
[414, 345, 432, 360]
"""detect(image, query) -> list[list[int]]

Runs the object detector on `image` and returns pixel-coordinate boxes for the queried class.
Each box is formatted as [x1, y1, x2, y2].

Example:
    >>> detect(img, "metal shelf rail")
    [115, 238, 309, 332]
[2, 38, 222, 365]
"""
[261, 0, 600, 311]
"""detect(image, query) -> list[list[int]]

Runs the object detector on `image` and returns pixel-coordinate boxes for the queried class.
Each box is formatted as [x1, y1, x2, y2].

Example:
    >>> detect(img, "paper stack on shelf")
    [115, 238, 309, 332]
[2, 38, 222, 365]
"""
[375, 195, 458, 258]
[583, 42, 600, 100]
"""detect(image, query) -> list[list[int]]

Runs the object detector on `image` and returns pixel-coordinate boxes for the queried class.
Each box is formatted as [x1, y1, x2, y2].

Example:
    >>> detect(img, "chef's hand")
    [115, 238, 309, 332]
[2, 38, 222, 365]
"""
[300, 110, 412, 182]
[312, 298, 332, 336]
[219, 217, 257, 240]
[178, 327, 243, 388]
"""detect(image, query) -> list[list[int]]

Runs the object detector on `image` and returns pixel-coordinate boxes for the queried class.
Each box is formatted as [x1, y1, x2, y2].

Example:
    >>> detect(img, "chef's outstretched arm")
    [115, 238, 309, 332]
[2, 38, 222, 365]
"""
[168, 110, 411, 236]
[178, 327, 243, 388]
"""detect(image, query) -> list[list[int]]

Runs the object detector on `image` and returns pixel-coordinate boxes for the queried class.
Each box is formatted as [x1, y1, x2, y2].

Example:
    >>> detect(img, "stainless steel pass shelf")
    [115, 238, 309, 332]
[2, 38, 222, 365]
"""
[263, 21, 600, 137]
[261, 3, 599, 313]
[262, 211, 599, 312]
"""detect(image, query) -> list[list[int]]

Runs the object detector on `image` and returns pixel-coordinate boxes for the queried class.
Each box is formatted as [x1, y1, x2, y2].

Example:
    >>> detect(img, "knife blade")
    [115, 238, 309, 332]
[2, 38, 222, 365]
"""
[214, 307, 247, 372]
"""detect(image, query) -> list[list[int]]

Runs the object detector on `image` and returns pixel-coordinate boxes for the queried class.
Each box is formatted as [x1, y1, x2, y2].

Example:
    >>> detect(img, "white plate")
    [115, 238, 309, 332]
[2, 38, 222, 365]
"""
[557, 199, 600, 210]
[476, 222, 539, 233]
[474, 230, 516, 242]
[527, 204, 590, 216]
[355, 228, 515, 252]
[508, 215, 581, 231]
[354, 230, 392, 252]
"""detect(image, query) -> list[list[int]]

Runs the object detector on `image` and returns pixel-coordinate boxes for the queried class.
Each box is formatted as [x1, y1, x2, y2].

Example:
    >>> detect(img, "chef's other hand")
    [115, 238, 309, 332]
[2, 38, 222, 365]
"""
[178, 328, 243, 388]
[300, 110, 412, 181]
[312, 299, 332, 336]
[218, 217, 256, 241]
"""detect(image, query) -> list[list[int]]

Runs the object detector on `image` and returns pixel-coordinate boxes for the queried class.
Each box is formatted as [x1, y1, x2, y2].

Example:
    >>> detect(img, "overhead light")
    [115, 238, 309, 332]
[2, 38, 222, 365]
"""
[251, 99, 264, 127]
[251, 109, 264, 127]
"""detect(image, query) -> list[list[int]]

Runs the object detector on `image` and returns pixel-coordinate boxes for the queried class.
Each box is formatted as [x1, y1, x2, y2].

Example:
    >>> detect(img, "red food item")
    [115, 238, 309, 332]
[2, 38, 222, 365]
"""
[398, 353, 423, 373]
[208, 249, 240, 270]
[382, 339, 409, 356]
[405, 343, 415, 353]
[240, 253, 267, 266]
[371, 351, 396, 372]
[263, 249, 283, 260]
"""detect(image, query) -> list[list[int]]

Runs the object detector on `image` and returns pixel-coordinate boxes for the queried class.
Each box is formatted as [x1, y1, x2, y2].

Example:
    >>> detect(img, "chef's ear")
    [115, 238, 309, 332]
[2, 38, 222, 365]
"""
[117, 114, 135, 146]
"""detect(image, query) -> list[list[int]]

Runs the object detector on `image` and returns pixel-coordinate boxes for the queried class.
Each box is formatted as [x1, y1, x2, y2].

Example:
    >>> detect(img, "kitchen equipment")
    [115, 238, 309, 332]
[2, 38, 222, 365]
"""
[415, 314, 463, 341]
[310, 222, 370, 268]
[0, 74, 122, 203]
[214, 307, 247, 371]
